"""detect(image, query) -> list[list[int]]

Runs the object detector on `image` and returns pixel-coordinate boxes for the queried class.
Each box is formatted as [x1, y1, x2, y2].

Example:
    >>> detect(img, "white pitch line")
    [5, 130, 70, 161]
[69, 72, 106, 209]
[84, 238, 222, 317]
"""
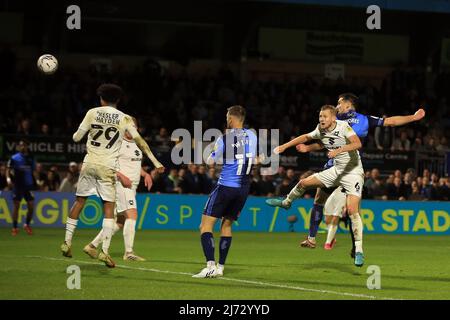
[25, 255, 398, 300]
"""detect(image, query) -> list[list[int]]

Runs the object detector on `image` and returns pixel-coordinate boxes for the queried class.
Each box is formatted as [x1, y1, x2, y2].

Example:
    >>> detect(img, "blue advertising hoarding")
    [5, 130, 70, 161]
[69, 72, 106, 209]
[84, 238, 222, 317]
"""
[0, 191, 449, 235]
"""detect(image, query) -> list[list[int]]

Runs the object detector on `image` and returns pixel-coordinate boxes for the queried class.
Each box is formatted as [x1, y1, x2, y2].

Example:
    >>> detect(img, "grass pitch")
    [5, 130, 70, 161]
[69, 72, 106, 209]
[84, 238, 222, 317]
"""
[0, 228, 449, 300]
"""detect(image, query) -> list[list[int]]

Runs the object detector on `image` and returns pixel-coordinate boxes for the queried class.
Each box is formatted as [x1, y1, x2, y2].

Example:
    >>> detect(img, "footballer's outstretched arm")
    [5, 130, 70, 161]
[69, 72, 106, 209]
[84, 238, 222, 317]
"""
[123, 115, 164, 171]
[383, 108, 425, 127]
[133, 135, 164, 171]
[275, 134, 313, 154]
[296, 142, 324, 153]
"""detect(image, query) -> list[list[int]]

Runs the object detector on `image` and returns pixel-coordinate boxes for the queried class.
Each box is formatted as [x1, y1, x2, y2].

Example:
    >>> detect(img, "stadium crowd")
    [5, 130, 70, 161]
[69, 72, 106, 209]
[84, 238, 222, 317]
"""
[1, 161, 448, 201]
[0, 50, 449, 201]
[0, 49, 449, 152]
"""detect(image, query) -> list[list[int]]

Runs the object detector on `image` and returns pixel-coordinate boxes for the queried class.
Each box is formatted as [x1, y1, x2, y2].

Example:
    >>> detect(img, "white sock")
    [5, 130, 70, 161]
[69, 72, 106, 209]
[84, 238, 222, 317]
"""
[101, 218, 115, 254]
[91, 223, 120, 248]
[207, 260, 216, 268]
[326, 224, 338, 244]
[349, 213, 363, 253]
[123, 219, 136, 253]
[64, 218, 78, 246]
[283, 185, 305, 206]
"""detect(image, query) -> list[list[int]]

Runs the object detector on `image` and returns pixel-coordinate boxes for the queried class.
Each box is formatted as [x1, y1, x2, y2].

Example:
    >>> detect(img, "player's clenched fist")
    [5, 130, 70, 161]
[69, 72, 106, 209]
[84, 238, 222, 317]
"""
[156, 166, 165, 174]
[327, 149, 340, 159]
[273, 146, 286, 154]
[413, 108, 425, 121]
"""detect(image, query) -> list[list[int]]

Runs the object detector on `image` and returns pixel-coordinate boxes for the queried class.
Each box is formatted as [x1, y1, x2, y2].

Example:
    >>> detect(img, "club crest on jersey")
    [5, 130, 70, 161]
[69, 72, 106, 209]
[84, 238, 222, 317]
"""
[334, 131, 340, 136]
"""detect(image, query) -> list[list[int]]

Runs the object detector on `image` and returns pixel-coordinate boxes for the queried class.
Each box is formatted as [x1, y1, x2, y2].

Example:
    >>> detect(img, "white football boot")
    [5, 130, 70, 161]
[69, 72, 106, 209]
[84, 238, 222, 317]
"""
[192, 266, 218, 278]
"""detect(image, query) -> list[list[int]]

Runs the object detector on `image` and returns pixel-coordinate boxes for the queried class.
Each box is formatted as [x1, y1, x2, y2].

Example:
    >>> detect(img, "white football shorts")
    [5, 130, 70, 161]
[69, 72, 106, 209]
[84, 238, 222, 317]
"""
[313, 166, 364, 197]
[76, 163, 116, 202]
[115, 183, 137, 214]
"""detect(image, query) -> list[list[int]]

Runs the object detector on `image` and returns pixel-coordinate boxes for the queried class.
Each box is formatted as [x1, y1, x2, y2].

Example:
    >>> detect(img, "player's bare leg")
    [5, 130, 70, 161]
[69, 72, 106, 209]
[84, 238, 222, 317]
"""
[97, 201, 117, 268]
[347, 194, 364, 267]
[300, 188, 329, 248]
[61, 196, 87, 257]
[193, 215, 219, 278]
[122, 208, 145, 261]
[23, 200, 34, 235]
[266, 175, 325, 209]
[347, 214, 357, 259]
[324, 215, 339, 250]
[11, 200, 20, 236]
[216, 218, 233, 276]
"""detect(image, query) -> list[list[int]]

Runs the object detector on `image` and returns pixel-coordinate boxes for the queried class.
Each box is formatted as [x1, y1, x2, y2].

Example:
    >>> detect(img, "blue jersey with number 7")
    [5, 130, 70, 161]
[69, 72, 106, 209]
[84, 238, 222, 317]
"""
[210, 128, 258, 188]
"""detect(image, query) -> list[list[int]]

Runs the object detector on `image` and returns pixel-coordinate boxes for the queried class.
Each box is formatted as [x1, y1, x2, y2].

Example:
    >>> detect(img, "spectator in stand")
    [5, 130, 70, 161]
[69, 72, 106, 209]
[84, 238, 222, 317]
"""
[285, 168, 297, 189]
[183, 164, 201, 194]
[154, 127, 171, 152]
[394, 169, 402, 179]
[59, 162, 79, 193]
[164, 168, 181, 193]
[370, 178, 387, 200]
[386, 174, 395, 185]
[436, 137, 449, 152]
[207, 167, 218, 189]
[408, 181, 425, 201]
[275, 178, 293, 196]
[430, 179, 442, 200]
[420, 176, 432, 200]
[258, 174, 275, 197]
[374, 118, 394, 150]
[274, 166, 286, 186]
[424, 137, 438, 151]
[250, 168, 262, 195]
[0, 164, 8, 190]
[33, 163, 47, 190]
[149, 168, 166, 193]
[198, 165, 212, 194]
[403, 172, 413, 196]
[423, 169, 431, 180]
[364, 168, 380, 192]
[386, 176, 408, 200]
[412, 137, 426, 151]
[177, 168, 188, 194]
[438, 177, 449, 200]
[391, 130, 411, 151]
[40, 123, 50, 136]
[300, 170, 316, 199]
[49, 165, 61, 185]
[431, 173, 440, 185]
[17, 118, 32, 135]
[44, 169, 60, 191]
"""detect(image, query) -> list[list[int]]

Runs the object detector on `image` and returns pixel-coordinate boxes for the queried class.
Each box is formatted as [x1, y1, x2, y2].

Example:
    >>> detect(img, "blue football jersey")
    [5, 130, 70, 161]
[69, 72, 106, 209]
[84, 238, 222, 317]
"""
[7, 152, 35, 187]
[210, 128, 258, 188]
